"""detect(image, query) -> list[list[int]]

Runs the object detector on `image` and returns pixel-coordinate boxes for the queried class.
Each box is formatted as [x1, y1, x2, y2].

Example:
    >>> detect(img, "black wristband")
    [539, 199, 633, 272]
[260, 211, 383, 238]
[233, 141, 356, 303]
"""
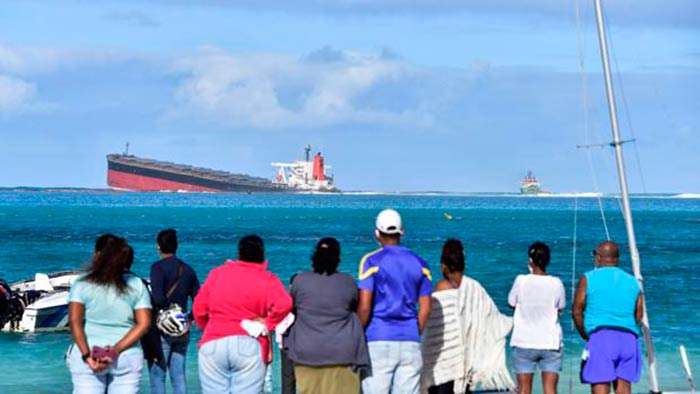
[81, 352, 90, 363]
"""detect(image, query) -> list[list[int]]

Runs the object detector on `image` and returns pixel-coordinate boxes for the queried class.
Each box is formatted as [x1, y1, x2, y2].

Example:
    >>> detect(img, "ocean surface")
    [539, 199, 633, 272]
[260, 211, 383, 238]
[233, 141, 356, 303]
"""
[0, 191, 698, 393]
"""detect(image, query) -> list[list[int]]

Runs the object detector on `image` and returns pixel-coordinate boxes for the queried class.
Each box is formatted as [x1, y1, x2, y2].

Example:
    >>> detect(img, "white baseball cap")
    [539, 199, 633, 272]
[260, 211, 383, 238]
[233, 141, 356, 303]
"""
[376, 209, 403, 235]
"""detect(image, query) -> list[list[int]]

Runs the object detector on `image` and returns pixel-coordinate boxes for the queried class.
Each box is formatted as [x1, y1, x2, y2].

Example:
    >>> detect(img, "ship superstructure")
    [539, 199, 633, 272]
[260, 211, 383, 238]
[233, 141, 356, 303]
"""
[520, 171, 542, 195]
[271, 145, 337, 192]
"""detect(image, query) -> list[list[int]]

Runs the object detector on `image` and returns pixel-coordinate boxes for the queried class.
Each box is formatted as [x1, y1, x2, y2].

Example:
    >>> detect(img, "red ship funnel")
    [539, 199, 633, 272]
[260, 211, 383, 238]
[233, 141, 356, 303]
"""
[312, 153, 325, 181]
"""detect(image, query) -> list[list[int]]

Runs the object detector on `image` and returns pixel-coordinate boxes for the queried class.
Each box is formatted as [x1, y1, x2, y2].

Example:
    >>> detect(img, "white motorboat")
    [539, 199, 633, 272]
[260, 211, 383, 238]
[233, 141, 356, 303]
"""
[1, 271, 81, 333]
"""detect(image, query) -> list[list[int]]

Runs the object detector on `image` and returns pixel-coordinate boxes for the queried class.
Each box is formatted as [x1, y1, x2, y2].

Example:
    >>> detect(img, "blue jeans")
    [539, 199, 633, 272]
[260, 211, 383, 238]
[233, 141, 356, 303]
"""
[512, 346, 563, 374]
[198, 335, 265, 394]
[67, 345, 143, 394]
[362, 341, 422, 394]
[149, 335, 189, 394]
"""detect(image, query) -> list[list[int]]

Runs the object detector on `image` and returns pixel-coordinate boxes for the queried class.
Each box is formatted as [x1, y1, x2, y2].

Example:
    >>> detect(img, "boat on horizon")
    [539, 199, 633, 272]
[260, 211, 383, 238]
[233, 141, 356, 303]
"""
[520, 171, 543, 195]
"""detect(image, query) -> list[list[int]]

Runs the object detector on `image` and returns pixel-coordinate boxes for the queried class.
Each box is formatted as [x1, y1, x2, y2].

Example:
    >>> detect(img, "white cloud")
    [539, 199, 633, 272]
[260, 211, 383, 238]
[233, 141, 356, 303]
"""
[0, 75, 36, 112]
[171, 47, 429, 129]
[0, 44, 150, 113]
[105, 10, 160, 28]
[0, 44, 141, 76]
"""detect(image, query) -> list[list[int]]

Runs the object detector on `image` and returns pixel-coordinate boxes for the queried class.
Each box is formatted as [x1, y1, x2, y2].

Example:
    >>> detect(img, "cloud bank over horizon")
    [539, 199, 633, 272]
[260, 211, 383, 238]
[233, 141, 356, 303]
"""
[0, 1, 697, 192]
[169, 47, 430, 129]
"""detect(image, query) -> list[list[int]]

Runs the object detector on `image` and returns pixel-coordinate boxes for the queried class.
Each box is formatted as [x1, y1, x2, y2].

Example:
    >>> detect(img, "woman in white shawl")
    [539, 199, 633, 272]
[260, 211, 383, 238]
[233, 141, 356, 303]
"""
[421, 239, 514, 394]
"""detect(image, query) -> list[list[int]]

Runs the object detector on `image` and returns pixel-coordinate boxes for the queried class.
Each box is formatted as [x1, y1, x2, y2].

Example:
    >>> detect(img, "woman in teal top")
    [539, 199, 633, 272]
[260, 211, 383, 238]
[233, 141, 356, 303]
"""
[67, 236, 152, 394]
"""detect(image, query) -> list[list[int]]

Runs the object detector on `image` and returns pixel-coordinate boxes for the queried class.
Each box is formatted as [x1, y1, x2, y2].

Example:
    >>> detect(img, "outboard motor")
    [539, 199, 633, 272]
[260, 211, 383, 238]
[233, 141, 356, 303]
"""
[0, 279, 44, 330]
[0, 279, 13, 328]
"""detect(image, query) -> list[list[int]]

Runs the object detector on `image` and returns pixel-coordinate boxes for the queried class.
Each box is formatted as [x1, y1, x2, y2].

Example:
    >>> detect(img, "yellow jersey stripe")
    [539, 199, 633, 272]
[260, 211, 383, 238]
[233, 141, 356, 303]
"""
[358, 248, 383, 279]
[422, 267, 433, 281]
[359, 266, 379, 281]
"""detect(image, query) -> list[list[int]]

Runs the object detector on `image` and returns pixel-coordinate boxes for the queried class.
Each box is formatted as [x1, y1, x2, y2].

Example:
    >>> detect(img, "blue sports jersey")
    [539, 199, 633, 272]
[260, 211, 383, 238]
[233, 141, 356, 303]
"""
[358, 245, 432, 342]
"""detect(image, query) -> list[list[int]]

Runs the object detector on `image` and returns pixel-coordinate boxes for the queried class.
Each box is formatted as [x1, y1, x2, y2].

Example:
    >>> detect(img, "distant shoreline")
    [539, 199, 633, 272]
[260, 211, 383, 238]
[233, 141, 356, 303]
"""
[0, 187, 698, 199]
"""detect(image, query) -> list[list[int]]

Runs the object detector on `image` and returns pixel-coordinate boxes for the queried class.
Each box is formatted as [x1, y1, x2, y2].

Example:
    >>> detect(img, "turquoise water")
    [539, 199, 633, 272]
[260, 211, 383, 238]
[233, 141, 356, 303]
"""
[0, 192, 698, 393]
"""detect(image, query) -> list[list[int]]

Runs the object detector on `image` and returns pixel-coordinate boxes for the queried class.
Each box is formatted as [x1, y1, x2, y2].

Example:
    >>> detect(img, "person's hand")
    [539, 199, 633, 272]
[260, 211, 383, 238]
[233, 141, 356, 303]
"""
[266, 334, 274, 364]
[103, 346, 120, 363]
[86, 356, 110, 372]
[252, 318, 273, 364]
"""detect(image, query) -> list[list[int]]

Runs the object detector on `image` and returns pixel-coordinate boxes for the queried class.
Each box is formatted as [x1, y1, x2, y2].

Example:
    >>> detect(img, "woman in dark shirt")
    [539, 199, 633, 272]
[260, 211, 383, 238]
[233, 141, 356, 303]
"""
[285, 237, 369, 394]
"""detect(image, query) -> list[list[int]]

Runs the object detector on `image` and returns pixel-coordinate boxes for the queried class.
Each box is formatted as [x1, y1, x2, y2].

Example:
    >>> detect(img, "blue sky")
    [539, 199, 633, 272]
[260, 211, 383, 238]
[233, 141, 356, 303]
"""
[0, 0, 697, 192]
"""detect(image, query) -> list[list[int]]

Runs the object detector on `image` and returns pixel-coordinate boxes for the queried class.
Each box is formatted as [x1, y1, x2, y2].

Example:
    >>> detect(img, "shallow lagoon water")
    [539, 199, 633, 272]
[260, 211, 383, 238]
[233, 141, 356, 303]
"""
[0, 192, 698, 393]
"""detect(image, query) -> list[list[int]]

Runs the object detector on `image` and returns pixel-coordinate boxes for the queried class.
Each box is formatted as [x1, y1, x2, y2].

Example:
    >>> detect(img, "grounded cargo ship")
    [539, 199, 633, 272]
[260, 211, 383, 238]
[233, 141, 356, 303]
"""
[107, 145, 337, 193]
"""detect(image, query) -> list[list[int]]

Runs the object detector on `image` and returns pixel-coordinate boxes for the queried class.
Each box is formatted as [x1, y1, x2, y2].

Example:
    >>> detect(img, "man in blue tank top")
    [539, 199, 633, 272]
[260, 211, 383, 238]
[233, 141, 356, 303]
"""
[572, 241, 643, 394]
[357, 209, 432, 394]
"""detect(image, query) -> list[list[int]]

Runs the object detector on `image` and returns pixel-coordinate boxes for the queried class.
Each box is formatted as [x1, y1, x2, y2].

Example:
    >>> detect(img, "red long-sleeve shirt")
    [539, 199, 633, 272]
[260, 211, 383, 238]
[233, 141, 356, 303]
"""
[192, 260, 292, 361]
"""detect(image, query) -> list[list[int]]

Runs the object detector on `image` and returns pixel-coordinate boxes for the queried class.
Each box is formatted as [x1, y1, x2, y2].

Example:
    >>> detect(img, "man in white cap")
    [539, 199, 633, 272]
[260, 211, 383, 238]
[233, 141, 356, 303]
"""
[357, 209, 432, 394]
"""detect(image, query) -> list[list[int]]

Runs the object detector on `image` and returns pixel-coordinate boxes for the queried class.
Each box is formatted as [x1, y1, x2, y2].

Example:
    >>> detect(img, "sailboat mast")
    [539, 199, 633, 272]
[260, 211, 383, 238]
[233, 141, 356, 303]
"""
[593, 0, 660, 392]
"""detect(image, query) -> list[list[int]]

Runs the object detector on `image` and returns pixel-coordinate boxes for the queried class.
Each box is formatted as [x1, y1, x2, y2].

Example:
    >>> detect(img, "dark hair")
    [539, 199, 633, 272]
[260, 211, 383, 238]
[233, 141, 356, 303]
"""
[528, 241, 551, 270]
[238, 235, 265, 263]
[441, 239, 465, 273]
[377, 231, 401, 241]
[157, 229, 178, 254]
[312, 237, 341, 275]
[85, 237, 133, 293]
[94, 233, 117, 253]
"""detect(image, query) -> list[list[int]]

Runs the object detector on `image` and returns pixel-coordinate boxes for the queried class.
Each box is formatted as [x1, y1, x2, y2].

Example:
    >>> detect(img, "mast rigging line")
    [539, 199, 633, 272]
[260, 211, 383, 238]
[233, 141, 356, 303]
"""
[576, 138, 636, 149]
[602, 8, 649, 195]
[568, 197, 579, 394]
[573, 0, 610, 241]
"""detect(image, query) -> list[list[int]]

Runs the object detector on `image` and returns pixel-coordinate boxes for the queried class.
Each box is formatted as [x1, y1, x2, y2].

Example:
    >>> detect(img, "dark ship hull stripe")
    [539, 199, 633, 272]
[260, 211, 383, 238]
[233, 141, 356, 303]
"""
[107, 160, 285, 192]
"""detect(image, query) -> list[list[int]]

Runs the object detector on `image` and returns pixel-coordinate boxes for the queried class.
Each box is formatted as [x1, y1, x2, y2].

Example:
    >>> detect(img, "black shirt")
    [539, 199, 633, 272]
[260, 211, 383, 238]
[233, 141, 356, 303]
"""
[149, 256, 200, 313]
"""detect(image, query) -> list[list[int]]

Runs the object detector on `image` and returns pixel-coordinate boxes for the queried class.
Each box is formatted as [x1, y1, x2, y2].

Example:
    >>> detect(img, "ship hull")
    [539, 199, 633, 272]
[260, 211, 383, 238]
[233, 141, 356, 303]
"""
[107, 155, 287, 193]
[520, 185, 542, 195]
[108, 166, 221, 192]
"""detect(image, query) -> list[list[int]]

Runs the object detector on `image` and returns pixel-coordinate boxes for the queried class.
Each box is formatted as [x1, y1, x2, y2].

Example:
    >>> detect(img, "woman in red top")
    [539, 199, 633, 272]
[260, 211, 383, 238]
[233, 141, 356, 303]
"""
[193, 235, 292, 394]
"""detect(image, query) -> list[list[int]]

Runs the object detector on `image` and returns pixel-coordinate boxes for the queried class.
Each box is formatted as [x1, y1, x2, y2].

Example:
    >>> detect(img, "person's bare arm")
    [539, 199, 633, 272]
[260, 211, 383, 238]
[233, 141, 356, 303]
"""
[69, 302, 108, 372]
[69, 302, 89, 358]
[572, 275, 588, 341]
[358, 290, 373, 328]
[418, 295, 432, 334]
[635, 291, 644, 325]
[433, 279, 453, 292]
[112, 308, 152, 355]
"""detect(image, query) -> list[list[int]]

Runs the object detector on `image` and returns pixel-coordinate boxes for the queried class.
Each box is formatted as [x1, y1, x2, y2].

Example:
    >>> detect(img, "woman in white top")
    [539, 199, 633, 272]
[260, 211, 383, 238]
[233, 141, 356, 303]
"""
[508, 242, 566, 394]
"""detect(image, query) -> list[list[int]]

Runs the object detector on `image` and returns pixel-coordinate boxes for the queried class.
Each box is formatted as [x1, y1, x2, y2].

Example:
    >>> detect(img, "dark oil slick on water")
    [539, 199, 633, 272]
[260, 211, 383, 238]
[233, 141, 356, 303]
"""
[0, 192, 698, 393]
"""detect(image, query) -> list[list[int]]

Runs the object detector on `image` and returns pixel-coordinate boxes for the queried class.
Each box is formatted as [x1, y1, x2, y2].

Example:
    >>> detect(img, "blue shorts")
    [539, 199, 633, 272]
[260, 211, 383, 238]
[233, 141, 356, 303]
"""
[581, 329, 641, 384]
[512, 347, 562, 374]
